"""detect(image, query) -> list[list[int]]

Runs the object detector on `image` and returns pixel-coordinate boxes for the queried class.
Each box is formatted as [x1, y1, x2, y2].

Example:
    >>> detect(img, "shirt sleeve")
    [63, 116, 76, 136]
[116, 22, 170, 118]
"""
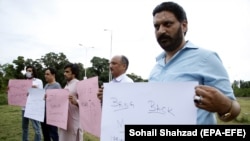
[202, 52, 235, 100]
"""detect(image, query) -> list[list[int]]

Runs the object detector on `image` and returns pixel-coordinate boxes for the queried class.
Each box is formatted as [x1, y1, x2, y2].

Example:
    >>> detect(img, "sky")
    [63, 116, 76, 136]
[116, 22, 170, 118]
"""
[0, 0, 250, 82]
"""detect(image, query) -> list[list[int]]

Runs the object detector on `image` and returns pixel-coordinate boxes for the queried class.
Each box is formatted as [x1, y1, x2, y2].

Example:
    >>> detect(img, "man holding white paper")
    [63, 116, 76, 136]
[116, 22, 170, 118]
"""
[22, 65, 43, 141]
[150, 1, 240, 124]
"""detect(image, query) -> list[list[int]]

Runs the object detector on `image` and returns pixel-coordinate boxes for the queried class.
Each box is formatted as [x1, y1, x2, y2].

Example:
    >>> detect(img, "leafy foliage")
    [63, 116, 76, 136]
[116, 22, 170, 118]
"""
[232, 80, 250, 97]
[0, 52, 147, 98]
[88, 56, 110, 86]
[127, 73, 148, 82]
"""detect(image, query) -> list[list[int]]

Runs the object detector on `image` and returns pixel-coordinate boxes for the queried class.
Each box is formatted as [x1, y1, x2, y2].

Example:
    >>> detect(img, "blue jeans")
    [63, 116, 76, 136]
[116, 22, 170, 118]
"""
[22, 110, 42, 141]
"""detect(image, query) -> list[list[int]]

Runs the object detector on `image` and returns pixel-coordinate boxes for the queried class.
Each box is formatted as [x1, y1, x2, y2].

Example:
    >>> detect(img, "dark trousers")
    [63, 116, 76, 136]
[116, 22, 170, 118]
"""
[41, 117, 59, 141]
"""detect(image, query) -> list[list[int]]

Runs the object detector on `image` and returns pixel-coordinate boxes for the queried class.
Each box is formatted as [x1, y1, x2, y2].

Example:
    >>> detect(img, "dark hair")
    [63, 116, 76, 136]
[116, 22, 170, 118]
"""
[121, 55, 129, 71]
[64, 63, 79, 78]
[152, 1, 187, 23]
[45, 67, 57, 75]
[26, 65, 38, 78]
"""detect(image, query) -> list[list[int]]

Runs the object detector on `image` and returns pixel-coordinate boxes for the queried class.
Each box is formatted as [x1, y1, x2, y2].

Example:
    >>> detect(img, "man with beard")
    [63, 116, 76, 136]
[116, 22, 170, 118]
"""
[58, 63, 82, 141]
[150, 1, 240, 124]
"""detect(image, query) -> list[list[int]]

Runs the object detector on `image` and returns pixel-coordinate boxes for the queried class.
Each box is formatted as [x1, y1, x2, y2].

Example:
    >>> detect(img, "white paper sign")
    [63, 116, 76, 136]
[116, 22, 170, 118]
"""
[100, 82, 198, 141]
[24, 88, 45, 122]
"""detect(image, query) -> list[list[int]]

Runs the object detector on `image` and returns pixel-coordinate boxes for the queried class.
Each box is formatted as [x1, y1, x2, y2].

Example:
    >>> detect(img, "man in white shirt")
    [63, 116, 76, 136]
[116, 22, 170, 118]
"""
[22, 65, 43, 141]
[97, 55, 134, 103]
[109, 55, 134, 83]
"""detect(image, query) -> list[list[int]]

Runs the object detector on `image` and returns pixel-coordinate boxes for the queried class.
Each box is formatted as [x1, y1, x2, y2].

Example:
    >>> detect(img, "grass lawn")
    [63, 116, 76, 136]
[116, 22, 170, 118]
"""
[0, 97, 249, 141]
[217, 97, 250, 124]
[0, 105, 99, 141]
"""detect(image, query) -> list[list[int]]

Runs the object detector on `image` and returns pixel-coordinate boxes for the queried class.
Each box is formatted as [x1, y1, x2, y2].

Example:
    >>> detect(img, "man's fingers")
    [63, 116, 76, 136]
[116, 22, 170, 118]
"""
[97, 93, 103, 100]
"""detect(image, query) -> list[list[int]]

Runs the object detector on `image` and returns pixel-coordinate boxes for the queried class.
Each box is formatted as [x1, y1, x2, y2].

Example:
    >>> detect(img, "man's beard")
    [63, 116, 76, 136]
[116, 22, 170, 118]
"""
[157, 26, 184, 52]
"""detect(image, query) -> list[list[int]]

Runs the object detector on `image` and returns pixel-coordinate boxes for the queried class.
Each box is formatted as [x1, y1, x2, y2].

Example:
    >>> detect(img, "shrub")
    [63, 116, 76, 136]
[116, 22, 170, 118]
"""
[0, 92, 7, 105]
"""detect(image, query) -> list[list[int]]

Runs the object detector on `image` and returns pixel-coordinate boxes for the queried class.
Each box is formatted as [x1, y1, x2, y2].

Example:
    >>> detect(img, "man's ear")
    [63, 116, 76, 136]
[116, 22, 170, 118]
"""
[123, 64, 127, 71]
[182, 20, 188, 35]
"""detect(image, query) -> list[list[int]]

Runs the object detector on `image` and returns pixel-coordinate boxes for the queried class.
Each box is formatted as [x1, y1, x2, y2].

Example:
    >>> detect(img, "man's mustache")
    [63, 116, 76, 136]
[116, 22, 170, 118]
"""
[157, 34, 171, 42]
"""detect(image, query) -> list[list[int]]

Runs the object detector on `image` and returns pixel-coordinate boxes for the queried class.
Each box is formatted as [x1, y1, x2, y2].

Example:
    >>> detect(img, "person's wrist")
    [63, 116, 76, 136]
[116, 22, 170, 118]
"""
[219, 100, 232, 114]
[218, 100, 233, 121]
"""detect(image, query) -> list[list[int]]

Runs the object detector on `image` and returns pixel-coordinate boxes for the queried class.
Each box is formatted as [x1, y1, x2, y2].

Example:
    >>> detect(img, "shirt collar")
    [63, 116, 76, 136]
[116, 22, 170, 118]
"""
[66, 78, 77, 85]
[112, 73, 126, 83]
[155, 40, 198, 61]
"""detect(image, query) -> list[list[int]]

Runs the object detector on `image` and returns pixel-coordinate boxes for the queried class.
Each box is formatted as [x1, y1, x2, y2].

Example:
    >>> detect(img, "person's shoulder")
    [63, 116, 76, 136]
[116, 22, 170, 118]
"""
[55, 82, 62, 88]
[55, 81, 61, 85]
[185, 42, 218, 60]
[34, 78, 43, 82]
[186, 41, 216, 53]
[125, 75, 134, 83]
[71, 78, 79, 84]
[197, 48, 220, 60]
[56, 82, 61, 85]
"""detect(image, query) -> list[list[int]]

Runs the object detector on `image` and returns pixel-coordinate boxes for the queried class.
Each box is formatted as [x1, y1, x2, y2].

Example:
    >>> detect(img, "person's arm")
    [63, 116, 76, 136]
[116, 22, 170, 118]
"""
[196, 52, 241, 122]
[32, 79, 43, 89]
[38, 79, 43, 89]
[69, 94, 79, 107]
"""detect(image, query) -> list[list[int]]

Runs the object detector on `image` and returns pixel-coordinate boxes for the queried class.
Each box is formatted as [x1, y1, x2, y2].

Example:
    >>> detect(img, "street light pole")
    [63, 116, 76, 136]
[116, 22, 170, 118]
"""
[104, 29, 113, 82]
[79, 44, 94, 80]
[84, 46, 88, 80]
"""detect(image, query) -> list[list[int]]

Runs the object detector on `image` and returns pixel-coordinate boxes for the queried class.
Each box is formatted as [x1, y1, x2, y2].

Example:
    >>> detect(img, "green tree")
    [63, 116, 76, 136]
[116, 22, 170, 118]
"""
[12, 56, 26, 79]
[127, 73, 148, 82]
[232, 80, 240, 89]
[1, 64, 17, 84]
[0, 53, 157, 94]
[240, 81, 250, 88]
[88, 56, 109, 86]
[40, 52, 71, 86]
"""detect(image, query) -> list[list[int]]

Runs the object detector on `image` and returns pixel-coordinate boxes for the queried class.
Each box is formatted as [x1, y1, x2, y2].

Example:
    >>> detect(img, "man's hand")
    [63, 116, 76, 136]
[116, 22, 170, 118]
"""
[44, 94, 47, 100]
[194, 85, 231, 114]
[97, 86, 104, 103]
[69, 94, 78, 106]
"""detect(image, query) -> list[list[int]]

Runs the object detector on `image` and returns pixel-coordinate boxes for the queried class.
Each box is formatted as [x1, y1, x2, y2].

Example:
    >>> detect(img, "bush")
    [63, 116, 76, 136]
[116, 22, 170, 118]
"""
[0, 92, 7, 105]
[234, 88, 250, 97]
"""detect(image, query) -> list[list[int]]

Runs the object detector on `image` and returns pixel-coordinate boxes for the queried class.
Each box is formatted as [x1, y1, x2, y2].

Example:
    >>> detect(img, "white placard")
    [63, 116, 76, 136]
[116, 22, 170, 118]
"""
[100, 82, 198, 141]
[24, 88, 45, 122]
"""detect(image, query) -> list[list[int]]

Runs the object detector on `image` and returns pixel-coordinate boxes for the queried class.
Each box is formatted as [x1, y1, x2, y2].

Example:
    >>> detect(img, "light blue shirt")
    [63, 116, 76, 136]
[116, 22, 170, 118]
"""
[149, 41, 235, 124]
[110, 73, 134, 83]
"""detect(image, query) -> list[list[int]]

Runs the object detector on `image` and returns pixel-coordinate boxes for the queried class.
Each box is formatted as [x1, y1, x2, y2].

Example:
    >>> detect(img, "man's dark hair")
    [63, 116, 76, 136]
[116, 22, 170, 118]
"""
[45, 67, 57, 75]
[64, 63, 79, 78]
[26, 65, 38, 78]
[121, 55, 129, 71]
[152, 1, 187, 23]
